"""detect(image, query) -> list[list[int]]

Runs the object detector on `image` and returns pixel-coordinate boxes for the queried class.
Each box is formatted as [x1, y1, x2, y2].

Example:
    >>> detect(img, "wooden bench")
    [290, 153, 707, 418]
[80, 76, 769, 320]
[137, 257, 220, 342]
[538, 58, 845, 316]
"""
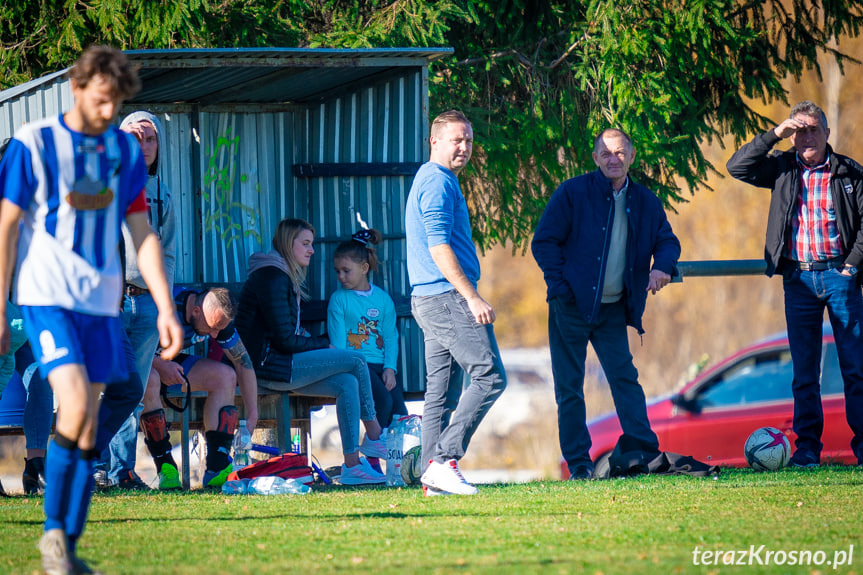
[165, 385, 326, 489]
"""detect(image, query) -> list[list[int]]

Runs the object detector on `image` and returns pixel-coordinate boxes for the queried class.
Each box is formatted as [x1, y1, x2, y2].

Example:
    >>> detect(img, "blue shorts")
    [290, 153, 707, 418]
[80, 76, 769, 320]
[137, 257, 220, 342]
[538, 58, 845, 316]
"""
[21, 306, 127, 384]
[162, 353, 202, 393]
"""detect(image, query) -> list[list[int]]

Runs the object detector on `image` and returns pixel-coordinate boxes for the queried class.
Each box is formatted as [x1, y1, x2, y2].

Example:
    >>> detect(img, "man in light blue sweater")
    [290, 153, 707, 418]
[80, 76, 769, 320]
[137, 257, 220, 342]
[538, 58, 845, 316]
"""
[406, 110, 507, 496]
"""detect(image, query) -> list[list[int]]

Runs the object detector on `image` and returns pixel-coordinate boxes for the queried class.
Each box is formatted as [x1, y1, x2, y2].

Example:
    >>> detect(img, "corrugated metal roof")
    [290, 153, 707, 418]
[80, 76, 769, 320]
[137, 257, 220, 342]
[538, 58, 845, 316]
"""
[0, 47, 453, 106]
[0, 69, 68, 105]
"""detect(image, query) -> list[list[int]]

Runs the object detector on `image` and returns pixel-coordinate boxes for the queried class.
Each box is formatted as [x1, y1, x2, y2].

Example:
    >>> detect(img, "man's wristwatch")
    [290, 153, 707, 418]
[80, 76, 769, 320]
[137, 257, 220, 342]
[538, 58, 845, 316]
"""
[843, 264, 858, 276]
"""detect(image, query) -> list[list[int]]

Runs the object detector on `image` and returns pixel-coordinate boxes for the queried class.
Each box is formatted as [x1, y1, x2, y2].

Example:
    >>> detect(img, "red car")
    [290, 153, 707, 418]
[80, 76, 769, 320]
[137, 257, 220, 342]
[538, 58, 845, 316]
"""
[566, 328, 855, 476]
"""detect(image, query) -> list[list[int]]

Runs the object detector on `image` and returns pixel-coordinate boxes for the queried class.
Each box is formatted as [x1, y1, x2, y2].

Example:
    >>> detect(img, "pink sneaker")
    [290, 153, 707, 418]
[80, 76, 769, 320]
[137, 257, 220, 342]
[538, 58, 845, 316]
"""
[359, 435, 387, 459]
[341, 461, 386, 485]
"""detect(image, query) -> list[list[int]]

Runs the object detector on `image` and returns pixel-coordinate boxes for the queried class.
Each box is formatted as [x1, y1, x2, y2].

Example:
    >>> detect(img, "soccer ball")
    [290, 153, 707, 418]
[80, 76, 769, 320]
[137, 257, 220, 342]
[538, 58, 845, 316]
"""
[744, 427, 791, 471]
[401, 445, 423, 484]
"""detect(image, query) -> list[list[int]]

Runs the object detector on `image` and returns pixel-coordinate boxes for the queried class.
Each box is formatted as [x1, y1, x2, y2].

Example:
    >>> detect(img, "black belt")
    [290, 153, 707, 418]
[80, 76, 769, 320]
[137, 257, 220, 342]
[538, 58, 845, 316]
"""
[794, 257, 845, 272]
[125, 284, 149, 297]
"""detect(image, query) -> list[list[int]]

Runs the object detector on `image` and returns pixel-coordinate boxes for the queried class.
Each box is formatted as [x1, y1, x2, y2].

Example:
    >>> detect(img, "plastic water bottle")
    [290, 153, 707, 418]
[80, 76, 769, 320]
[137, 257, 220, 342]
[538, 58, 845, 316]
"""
[232, 420, 252, 471]
[386, 415, 407, 486]
[222, 478, 251, 495]
[248, 476, 311, 495]
[402, 415, 423, 456]
[400, 415, 422, 483]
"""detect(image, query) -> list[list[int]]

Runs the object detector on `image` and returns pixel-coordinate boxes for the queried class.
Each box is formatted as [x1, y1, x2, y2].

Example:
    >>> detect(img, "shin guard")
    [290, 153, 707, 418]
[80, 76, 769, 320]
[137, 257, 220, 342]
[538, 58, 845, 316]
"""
[140, 409, 175, 467]
[141, 409, 168, 443]
[216, 405, 238, 434]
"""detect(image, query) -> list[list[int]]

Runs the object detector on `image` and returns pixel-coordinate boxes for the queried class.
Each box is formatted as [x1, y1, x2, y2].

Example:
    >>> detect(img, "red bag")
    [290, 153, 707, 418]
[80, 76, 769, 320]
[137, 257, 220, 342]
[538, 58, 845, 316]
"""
[226, 453, 315, 485]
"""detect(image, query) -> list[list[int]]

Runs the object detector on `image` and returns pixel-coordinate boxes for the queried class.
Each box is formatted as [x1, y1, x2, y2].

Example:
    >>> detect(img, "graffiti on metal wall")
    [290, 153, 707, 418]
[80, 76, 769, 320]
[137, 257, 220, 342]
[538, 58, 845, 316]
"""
[202, 128, 262, 248]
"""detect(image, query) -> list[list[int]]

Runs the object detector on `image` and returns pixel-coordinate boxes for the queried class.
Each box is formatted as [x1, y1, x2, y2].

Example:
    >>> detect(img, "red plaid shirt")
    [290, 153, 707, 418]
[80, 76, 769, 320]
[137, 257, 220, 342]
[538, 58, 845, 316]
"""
[787, 155, 843, 262]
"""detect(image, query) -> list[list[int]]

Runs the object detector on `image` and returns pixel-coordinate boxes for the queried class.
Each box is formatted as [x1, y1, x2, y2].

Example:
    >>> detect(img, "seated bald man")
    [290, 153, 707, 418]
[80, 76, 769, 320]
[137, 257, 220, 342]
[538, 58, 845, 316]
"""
[140, 287, 258, 489]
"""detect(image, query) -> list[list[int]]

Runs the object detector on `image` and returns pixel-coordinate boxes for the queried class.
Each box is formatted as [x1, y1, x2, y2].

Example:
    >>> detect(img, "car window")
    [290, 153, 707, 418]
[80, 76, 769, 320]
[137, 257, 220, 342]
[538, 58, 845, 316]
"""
[696, 349, 793, 409]
[819, 342, 843, 396]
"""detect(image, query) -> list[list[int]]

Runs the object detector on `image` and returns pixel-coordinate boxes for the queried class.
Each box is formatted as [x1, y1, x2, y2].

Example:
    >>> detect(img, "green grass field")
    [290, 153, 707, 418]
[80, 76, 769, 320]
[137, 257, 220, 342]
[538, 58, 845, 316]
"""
[1, 466, 861, 574]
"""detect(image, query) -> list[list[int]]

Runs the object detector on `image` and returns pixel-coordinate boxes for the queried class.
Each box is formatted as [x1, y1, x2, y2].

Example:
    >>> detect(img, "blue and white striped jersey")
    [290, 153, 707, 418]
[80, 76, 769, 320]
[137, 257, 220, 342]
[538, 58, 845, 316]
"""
[0, 114, 148, 316]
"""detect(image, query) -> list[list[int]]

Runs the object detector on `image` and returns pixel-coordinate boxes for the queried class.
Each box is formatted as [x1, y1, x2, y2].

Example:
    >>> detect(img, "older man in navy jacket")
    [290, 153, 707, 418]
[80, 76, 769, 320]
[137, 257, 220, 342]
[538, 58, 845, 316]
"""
[532, 128, 680, 480]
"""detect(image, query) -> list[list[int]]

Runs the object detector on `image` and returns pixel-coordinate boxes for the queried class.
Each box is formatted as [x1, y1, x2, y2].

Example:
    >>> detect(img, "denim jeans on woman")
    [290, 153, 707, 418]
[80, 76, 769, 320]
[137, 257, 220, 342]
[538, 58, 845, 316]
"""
[258, 347, 376, 455]
[783, 267, 863, 462]
[411, 290, 507, 469]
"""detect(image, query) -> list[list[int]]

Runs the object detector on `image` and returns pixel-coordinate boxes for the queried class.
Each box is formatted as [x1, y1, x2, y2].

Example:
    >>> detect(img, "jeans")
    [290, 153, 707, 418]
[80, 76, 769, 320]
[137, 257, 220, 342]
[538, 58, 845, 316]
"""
[412, 290, 507, 466]
[260, 347, 375, 455]
[16, 344, 53, 451]
[122, 294, 161, 383]
[0, 301, 27, 394]
[95, 295, 158, 481]
[549, 296, 658, 471]
[94, 327, 144, 458]
[783, 268, 863, 460]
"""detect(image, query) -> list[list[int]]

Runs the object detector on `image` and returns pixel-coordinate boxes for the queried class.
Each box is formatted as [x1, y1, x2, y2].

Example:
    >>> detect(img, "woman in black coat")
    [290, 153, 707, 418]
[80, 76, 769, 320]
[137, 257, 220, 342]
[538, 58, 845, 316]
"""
[236, 218, 386, 485]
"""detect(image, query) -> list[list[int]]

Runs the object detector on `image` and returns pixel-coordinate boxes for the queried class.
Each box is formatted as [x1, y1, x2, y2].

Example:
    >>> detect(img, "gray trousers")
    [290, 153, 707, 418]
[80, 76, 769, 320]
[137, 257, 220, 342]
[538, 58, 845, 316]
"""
[412, 290, 507, 469]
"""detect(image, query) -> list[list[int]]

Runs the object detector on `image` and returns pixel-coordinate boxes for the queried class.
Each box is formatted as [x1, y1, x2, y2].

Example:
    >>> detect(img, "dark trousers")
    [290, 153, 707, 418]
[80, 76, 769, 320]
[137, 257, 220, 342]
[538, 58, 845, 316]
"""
[367, 362, 408, 428]
[783, 268, 863, 461]
[549, 296, 658, 470]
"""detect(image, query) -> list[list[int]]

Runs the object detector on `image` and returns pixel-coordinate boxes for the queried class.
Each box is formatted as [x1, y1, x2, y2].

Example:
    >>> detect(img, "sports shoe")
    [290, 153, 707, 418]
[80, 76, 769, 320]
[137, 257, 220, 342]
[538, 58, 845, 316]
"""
[202, 464, 232, 488]
[158, 463, 182, 490]
[116, 470, 152, 491]
[359, 456, 383, 475]
[340, 460, 386, 485]
[569, 464, 594, 481]
[423, 485, 451, 497]
[23, 457, 47, 495]
[39, 528, 71, 575]
[359, 435, 387, 459]
[789, 449, 820, 468]
[365, 456, 383, 474]
[70, 554, 103, 575]
[92, 469, 112, 492]
[420, 459, 478, 495]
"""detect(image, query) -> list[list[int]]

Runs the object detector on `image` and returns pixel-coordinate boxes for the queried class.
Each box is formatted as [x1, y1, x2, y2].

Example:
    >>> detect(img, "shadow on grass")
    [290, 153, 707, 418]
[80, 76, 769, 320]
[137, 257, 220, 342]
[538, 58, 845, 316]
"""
[5, 466, 860, 529]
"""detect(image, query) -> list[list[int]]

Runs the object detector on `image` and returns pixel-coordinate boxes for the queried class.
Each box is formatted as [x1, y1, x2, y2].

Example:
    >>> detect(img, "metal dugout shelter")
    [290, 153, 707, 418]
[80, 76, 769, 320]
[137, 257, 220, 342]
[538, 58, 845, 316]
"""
[0, 47, 453, 395]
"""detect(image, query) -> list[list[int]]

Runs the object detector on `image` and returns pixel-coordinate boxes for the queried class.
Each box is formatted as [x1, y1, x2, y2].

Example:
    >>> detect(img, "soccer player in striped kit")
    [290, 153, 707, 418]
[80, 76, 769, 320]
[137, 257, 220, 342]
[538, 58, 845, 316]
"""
[0, 46, 183, 574]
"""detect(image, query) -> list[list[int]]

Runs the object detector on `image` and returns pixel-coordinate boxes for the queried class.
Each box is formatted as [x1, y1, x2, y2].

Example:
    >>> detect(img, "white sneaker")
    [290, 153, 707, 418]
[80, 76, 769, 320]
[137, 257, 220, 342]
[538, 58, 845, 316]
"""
[39, 528, 71, 575]
[423, 485, 451, 497]
[340, 461, 386, 485]
[420, 459, 478, 495]
[359, 435, 387, 459]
